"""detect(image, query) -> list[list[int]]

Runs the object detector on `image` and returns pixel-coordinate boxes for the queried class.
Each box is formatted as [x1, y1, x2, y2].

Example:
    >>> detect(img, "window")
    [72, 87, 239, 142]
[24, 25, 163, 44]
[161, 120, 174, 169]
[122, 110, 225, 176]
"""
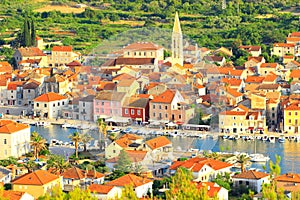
[83, 102, 85, 107]
[36, 103, 39, 107]
[272, 107, 275, 111]
[11, 90, 13, 93]
[58, 102, 60, 106]
[165, 106, 168, 110]
[165, 114, 168, 118]
[125, 109, 128, 114]
[233, 117, 236, 120]
[153, 113, 156, 117]
[296, 119, 298, 125]
[144, 52, 146, 56]
[102, 102, 104, 106]
[296, 112, 298, 116]
[159, 105, 161, 109]
[101, 108, 104, 113]
[53, 103, 55, 107]
[179, 114, 181, 119]
[44, 104, 47, 108]
[137, 110, 141, 115]
[62, 101, 64, 105]
[131, 109, 135, 115]
[4, 139, 6, 144]
[153, 105, 155, 109]
[289, 112, 291, 116]
[96, 108, 99, 112]
[28, 90, 31, 93]
[113, 150, 116, 153]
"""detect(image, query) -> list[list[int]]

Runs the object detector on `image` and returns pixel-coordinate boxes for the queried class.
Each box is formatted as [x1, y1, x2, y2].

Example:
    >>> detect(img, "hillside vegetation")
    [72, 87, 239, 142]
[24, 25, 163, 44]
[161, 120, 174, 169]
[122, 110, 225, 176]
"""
[0, 0, 299, 55]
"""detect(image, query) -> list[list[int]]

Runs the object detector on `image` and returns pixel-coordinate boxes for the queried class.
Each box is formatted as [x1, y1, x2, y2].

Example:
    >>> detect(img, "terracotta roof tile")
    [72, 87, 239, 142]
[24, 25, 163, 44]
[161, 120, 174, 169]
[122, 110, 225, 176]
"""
[151, 89, 175, 103]
[239, 45, 261, 52]
[0, 62, 13, 74]
[12, 170, 59, 185]
[114, 138, 132, 148]
[18, 47, 46, 57]
[290, 69, 300, 78]
[95, 91, 126, 101]
[3, 191, 27, 200]
[7, 81, 24, 90]
[219, 111, 247, 116]
[119, 133, 142, 140]
[34, 92, 66, 102]
[145, 136, 171, 150]
[89, 184, 115, 194]
[123, 42, 163, 51]
[274, 173, 300, 183]
[0, 120, 29, 134]
[233, 170, 269, 179]
[245, 76, 265, 83]
[52, 46, 72, 52]
[290, 32, 300, 37]
[194, 182, 223, 197]
[285, 104, 300, 111]
[260, 63, 278, 68]
[221, 78, 242, 86]
[273, 43, 295, 48]
[106, 174, 152, 187]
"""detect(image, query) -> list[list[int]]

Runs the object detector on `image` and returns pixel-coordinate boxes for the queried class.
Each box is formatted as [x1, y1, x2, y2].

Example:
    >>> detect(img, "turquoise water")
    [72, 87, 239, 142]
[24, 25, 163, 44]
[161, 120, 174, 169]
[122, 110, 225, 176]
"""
[31, 125, 300, 174]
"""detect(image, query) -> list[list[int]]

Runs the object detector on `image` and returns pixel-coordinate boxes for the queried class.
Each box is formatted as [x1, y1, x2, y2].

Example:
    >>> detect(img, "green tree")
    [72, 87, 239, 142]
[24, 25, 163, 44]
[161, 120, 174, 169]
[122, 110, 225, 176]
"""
[115, 184, 139, 200]
[46, 154, 70, 174]
[30, 131, 47, 160]
[236, 154, 250, 173]
[114, 150, 132, 173]
[23, 160, 39, 173]
[31, 20, 36, 46]
[68, 132, 82, 159]
[166, 167, 211, 200]
[81, 133, 93, 152]
[97, 118, 107, 150]
[22, 17, 31, 47]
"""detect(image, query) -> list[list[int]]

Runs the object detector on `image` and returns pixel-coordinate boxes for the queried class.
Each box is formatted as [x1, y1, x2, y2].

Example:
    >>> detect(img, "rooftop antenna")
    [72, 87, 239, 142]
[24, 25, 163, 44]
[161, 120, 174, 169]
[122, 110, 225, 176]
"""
[222, 0, 227, 10]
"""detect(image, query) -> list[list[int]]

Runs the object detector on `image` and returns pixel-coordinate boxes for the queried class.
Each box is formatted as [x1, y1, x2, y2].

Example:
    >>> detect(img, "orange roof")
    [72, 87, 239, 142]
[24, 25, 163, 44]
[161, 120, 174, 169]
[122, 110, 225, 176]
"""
[221, 78, 242, 86]
[232, 170, 269, 179]
[226, 88, 243, 97]
[18, 47, 46, 57]
[245, 76, 265, 83]
[285, 104, 300, 111]
[273, 43, 295, 48]
[290, 69, 300, 78]
[286, 37, 300, 42]
[169, 157, 232, 172]
[151, 89, 175, 104]
[206, 67, 233, 75]
[107, 150, 148, 163]
[194, 182, 223, 197]
[7, 81, 24, 90]
[0, 120, 29, 134]
[34, 92, 66, 102]
[107, 174, 152, 187]
[89, 184, 115, 194]
[230, 69, 244, 76]
[145, 136, 171, 150]
[260, 63, 278, 68]
[247, 56, 264, 63]
[0, 61, 12, 74]
[114, 138, 132, 148]
[219, 111, 247, 116]
[12, 170, 59, 185]
[3, 191, 28, 200]
[61, 167, 85, 179]
[274, 173, 300, 183]
[263, 73, 277, 82]
[123, 42, 163, 51]
[52, 46, 72, 52]
[113, 73, 135, 81]
[290, 32, 300, 37]
[119, 133, 142, 140]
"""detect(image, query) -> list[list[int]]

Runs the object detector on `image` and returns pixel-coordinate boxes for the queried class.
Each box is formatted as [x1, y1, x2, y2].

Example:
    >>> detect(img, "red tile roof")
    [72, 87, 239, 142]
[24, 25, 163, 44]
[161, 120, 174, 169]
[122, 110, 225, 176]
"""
[290, 32, 300, 37]
[219, 111, 247, 116]
[12, 170, 59, 185]
[0, 120, 29, 134]
[260, 63, 278, 68]
[0, 62, 13, 74]
[239, 45, 261, 52]
[3, 191, 28, 200]
[290, 69, 300, 78]
[123, 42, 163, 50]
[18, 47, 46, 57]
[285, 104, 300, 111]
[221, 78, 242, 86]
[245, 76, 265, 83]
[52, 46, 72, 52]
[146, 136, 171, 150]
[151, 89, 175, 104]
[274, 173, 300, 183]
[226, 88, 243, 97]
[194, 182, 223, 197]
[34, 92, 66, 102]
[107, 174, 152, 187]
[273, 43, 295, 48]
[169, 157, 232, 172]
[7, 81, 24, 90]
[232, 170, 269, 180]
[89, 184, 115, 194]
[119, 133, 142, 140]
[114, 138, 132, 148]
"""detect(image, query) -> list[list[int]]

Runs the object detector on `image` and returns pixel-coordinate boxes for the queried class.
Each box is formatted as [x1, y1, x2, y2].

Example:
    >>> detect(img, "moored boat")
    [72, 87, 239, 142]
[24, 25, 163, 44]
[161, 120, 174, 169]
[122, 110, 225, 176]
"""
[249, 153, 270, 162]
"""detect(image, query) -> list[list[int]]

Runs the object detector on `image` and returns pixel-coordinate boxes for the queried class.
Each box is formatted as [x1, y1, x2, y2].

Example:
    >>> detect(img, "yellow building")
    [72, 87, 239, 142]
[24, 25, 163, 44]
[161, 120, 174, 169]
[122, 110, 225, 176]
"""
[271, 43, 295, 58]
[122, 42, 164, 61]
[0, 120, 30, 159]
[12, 170, 62, 199]
[49, 46, 81, 67]
[219, 105, 266, 134]
[284, 104, 300, 134]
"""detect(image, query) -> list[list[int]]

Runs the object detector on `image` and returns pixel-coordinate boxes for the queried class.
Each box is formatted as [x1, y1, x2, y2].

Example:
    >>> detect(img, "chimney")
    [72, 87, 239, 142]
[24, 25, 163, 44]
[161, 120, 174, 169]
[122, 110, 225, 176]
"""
[207, 186, 210, 191]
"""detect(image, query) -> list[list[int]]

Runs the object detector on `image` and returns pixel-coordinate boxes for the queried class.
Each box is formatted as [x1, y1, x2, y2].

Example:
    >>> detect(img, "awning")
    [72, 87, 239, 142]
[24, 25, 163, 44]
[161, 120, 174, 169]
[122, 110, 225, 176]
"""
[135, 118, 142, 121]
[248, 127, 254, 130]
[257, 127, 264, 130]
[106, 117, 130, 123]
[167, 122, 177, 127]
[176, 121, 184, 125]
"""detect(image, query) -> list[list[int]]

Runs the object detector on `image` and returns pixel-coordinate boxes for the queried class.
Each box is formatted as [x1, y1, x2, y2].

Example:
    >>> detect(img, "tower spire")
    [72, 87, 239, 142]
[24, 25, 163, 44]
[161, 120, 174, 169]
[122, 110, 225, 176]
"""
[171, 12, 183, 66]
[173, 12, 182, 34]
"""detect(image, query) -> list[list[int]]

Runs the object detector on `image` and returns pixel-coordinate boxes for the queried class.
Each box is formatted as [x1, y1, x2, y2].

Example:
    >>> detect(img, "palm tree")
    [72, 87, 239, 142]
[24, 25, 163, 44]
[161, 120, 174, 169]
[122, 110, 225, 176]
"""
[68, 132, 82, 159]
[23, 160, 38, 173]
[236, 154, 250, 173]
[97, 118, 107, 150]
[30, 131, 47, 160]
[47, 154, 70, 174]
[108, 132, 117, 142]
[81, 133, 93, 152]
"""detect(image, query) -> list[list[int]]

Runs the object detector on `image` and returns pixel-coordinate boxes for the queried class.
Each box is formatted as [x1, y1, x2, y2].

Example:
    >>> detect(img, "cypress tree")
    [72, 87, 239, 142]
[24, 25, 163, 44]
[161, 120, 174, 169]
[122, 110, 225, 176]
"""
[23, 17, 31, 47]
[31, 20, 36, 46]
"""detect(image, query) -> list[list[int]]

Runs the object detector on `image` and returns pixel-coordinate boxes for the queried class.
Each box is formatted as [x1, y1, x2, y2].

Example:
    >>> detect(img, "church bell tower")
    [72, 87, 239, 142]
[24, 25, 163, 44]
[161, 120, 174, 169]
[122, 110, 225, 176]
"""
[171, 12, 183, 66]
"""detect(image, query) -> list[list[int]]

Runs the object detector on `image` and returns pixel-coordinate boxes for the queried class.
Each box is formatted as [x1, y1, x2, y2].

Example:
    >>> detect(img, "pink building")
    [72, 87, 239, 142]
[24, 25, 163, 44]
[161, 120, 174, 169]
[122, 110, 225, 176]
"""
[93, 91, 126, 121]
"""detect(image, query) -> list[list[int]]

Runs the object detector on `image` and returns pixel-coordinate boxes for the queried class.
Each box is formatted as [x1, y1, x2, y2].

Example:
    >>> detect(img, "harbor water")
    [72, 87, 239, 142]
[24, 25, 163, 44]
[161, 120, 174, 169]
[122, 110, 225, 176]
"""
[31, 125, 300, 174]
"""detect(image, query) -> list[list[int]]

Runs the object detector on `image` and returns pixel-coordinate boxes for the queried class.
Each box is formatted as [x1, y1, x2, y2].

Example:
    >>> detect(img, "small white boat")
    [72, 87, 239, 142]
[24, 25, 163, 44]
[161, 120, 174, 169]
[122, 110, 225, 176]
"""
[36, 121, 51, 127]
[262, 135, 268, 142]
[268, 136, 275, 143]
[61, 123, 77, 129]
[249, 153, 270, 162]
[278, 136, 285, 143]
